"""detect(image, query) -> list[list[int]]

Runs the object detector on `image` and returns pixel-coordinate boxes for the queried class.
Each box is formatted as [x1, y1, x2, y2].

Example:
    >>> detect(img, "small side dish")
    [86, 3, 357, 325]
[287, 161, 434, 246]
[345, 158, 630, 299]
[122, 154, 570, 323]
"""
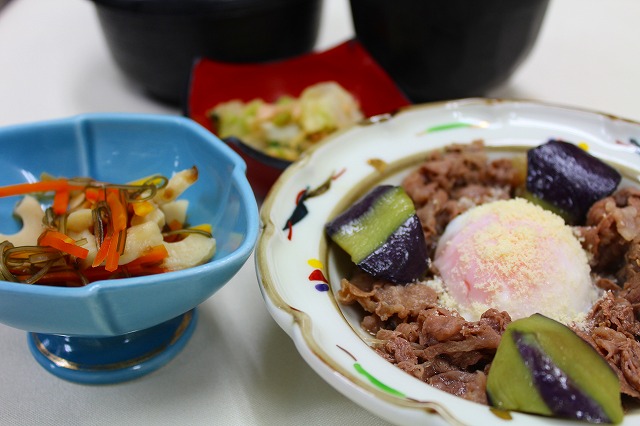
[0, 167, 214, 287]
[187, 40, 411, 200]
[209, 81, 364, 161]
[0, 113, 259, 384]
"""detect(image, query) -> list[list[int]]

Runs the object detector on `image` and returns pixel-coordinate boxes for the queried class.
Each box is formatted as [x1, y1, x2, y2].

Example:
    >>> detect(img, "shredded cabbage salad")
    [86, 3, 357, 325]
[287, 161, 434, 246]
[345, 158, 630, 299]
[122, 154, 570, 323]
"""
[208, 81, 364, 161]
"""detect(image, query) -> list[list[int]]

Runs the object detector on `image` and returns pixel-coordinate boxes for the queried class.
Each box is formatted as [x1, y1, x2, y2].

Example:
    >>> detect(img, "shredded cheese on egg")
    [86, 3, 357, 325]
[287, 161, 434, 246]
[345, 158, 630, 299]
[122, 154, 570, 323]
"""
[434, 198, 601, 325]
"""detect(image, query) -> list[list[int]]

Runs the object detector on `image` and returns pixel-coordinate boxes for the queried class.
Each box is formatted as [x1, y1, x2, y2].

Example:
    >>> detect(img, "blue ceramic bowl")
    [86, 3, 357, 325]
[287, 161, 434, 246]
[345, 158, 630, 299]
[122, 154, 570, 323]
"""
[0, 113, 259, 382]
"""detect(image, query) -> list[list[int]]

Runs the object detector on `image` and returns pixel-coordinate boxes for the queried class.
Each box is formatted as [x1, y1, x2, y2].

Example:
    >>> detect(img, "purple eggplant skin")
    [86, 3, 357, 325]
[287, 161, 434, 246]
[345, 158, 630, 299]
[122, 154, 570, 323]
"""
[325, 185, 392, 237]
[326, 184, 429, 283]
[526, 139, 621, 224]
[358, 214, 429, 283]
[513, 331, 612, 424]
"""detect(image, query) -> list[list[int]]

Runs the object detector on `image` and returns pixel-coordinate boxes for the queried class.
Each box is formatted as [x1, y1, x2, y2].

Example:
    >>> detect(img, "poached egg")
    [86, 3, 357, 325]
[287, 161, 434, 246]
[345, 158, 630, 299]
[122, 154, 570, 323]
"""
[433, 198, 600, 324]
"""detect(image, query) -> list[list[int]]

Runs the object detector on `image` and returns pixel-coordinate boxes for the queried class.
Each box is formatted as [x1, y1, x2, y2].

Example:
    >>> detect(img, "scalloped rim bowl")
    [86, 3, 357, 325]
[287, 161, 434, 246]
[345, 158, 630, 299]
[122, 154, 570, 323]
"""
[0, 113, 259, 337]
[256, 98, 640, 426]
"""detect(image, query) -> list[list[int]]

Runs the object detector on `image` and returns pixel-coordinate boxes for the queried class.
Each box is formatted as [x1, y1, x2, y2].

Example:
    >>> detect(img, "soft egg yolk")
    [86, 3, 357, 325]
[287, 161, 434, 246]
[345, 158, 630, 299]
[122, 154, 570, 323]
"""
[433, 198, 601, 324]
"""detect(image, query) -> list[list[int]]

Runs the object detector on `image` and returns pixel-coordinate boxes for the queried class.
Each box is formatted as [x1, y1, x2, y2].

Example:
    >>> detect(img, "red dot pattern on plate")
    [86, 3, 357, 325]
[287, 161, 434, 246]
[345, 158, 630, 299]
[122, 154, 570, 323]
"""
[308, 259, 329, 292]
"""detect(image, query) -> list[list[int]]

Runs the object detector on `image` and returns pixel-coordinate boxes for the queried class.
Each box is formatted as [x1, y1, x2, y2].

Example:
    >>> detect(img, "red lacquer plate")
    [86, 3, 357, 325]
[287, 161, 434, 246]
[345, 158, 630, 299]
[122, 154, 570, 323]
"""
[185, 39, 411, 201]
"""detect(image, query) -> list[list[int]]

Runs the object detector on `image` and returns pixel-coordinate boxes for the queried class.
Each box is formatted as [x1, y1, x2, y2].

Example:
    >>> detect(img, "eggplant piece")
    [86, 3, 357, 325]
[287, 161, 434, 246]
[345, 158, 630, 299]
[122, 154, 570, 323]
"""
[486, 314, 623, 424]
[526, 140, 621, 224]
[325, 185, 428, 283]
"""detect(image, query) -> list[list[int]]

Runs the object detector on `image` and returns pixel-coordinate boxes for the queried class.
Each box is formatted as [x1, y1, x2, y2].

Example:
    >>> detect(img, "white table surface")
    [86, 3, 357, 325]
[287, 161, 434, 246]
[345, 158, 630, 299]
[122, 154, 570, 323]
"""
[0, 1, 639, 425]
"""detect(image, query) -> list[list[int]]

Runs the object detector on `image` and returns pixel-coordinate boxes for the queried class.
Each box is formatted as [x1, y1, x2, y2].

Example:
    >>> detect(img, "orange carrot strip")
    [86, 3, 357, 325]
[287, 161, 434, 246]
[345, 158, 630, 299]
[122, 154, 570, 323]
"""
[124, 264, 168, 277]
[92, 233, 113, 268]
[105, 233, 121, 272]
[52, 190, 70, 215]
[126, 245, 169, 267]
[0, 180, 83, 198]
[106, 191, 127, 231]
[38, 230, 89, 259]
[85, 187, 103, 203]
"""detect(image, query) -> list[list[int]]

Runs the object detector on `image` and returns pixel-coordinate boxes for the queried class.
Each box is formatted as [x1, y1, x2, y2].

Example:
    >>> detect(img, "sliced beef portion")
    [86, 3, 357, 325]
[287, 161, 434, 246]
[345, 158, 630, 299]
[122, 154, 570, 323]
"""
[337, 270, 438, 325]
[621, 273, 640, 316]
[588, 291, 640, 338]
[427, 370, 488, 405]
[401, 140, 521, 257]
[576, 272, 640, 399]
[339, 271, 511, 404]
[580, 187, 640, 275]
[576, 325, 640, 399]
[619, 237, 640, 284]
[573, 187, 640, 399]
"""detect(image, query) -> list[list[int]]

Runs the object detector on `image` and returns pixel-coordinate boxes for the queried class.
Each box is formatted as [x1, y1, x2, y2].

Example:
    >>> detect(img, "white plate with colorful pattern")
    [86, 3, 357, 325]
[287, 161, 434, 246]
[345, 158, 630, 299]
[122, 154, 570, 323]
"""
[256, 98, 640, 426]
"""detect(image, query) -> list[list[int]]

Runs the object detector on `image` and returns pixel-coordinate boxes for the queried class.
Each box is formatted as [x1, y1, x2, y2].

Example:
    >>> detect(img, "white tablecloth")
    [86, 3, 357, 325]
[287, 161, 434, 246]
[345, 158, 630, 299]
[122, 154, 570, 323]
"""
[0, 1, 638, 425]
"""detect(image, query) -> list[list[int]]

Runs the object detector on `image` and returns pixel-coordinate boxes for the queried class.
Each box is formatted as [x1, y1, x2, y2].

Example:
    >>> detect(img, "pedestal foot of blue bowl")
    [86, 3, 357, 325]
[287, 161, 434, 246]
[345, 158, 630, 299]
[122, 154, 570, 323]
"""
[27, 309, 197, 384]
